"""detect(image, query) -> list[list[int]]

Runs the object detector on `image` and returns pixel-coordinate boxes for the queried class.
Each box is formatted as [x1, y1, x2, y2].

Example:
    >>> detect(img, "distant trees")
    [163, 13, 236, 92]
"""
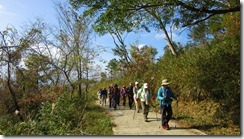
[0, 1, 102, 121]
[0, 25, 42, 121]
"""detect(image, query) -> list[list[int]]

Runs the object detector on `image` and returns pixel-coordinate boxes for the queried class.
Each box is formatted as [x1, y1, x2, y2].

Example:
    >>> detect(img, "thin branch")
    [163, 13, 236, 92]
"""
[182, 13, 216, 27]
[127, 2, 240, 15]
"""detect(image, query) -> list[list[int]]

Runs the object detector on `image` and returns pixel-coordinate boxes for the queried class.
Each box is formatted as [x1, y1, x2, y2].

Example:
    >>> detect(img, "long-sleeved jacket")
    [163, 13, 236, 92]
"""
[120, 88, 126, 97]
[138, 88, 151, 105]
[157, 86, 177, 106]
[133, 87, 140, 99]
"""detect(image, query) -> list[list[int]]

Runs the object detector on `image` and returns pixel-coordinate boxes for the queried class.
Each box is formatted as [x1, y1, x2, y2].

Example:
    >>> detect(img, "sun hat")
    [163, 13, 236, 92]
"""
[161, 79, 170, 85]
[143, 83, 148, 89]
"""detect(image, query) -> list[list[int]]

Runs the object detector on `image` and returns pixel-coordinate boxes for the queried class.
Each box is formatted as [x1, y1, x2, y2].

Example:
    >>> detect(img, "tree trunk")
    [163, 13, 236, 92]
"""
[160, 25, 177, 56]
[7, 55, 24, 121]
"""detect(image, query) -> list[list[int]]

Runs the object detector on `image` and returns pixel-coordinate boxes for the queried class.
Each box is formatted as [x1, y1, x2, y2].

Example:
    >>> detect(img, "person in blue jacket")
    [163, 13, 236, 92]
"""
[157, 79, 177, 130]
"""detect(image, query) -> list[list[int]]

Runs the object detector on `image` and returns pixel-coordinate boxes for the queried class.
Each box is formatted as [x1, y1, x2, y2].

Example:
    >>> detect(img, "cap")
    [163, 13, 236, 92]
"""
[143, 83, 148, 89]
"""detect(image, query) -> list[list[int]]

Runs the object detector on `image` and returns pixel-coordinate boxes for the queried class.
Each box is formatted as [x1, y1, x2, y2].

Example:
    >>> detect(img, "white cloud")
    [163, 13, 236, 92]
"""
[0, 4, 16, 16]
[155, 33, 165, 39]
[138, 44, 146, 50]
[155, 32, 179, 40]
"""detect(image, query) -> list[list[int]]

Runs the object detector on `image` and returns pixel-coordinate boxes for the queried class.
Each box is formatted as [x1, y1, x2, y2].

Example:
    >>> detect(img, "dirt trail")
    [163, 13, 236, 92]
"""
[98, 100, 207, 135]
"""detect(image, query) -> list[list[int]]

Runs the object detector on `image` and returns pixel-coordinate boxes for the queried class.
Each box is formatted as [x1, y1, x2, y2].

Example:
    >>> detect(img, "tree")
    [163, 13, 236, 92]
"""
[0, 25, 42, 121]
[106, 58, 119, 80]
[16, 54, 52, 94]
[100, 72, 107, 81]
[171, 0, 240, 27]
[69, 0, 178, 55]
[50, 1, 99, 99]
[69, 0, 240, 55]
[129, 45, 157, 79]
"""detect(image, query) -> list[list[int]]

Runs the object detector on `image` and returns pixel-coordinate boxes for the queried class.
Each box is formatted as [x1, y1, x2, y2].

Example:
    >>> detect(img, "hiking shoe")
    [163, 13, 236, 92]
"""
[165, 123, 170, 130]
[162, 125, 167, 129]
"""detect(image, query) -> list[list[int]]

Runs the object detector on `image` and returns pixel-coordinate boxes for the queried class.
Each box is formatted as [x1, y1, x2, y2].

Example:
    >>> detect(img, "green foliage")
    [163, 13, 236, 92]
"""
[156, 29, 240, 129]
[82, 105, 113, 135]
[0, 92, 113, 135]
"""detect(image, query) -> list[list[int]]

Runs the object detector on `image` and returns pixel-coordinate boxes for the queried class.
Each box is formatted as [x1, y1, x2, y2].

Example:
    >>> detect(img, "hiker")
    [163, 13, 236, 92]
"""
[100, 87, 108, 106]
[133, 81, 141, 113]
[97, 88, 102, 104]
[120, 85, 127, 106]
[138, 83, 151, 122]
[111, 84, 120, 110]
[108, 85, 113, 108]
[127, 82, 134, 109]
[157, 79, 177, 130]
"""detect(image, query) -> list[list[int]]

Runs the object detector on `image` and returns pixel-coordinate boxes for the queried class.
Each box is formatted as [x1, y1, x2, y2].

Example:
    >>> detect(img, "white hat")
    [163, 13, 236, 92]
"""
[135, 81, 139, 85]
[161, 79, 170, 85]
[143, 83, 148, 88]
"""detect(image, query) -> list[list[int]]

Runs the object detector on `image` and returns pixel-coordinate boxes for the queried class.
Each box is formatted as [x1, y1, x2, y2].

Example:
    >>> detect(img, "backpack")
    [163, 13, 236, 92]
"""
[158, 87, 173, 103]
[138, 87, 150, 99]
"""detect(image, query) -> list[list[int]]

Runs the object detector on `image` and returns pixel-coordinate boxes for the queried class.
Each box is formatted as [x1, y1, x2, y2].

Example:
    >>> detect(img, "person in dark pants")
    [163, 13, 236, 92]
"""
[108, 86, 113, 108]
[157, 79, 177, 130]
[127, 82, 134, 109]
[120, 85, 127, 106]
[112, 84, 120, 110]
[100, 87, 108, 106]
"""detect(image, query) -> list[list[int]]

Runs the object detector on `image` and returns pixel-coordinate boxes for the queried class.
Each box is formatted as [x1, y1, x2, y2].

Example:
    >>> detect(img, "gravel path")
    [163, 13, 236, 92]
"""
[98, 101, 207, 135]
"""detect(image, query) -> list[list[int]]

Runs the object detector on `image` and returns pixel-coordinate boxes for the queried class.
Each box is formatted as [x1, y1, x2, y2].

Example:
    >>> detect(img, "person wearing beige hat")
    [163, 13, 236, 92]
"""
[138, 83, 152, 122]
[157, 79, 177, 130]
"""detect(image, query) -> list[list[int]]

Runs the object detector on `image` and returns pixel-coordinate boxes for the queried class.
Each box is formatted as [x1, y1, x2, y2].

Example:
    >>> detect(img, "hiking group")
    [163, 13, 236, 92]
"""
[97, 79, 178, 130]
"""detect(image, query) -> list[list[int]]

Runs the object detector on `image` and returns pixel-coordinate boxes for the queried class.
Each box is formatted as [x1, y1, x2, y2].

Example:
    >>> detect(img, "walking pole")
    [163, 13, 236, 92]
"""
[174, 99, 179, 128]
[133, 102, 136, 119]
[176, 99, 179, 119]
[155, 108, 158, 121]
[133, 107, 136, 119]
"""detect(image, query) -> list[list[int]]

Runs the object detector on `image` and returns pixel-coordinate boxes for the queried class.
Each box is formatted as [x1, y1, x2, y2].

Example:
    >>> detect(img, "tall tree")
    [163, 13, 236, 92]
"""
[69, 0, 178, 55]
[129, 45, 157, 79]
[69, 0, 240, 55]
[51, 1, 98, 99]
[0, 25, 42, 121]
[106, 58, 119, 80]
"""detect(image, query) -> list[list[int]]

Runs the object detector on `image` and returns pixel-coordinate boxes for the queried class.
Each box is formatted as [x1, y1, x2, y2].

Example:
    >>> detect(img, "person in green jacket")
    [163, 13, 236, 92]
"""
[138, 83, 151, 122]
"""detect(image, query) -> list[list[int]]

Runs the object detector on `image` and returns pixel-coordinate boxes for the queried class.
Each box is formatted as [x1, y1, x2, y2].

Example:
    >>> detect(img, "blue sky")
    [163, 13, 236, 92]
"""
[0, 0, 190, 70]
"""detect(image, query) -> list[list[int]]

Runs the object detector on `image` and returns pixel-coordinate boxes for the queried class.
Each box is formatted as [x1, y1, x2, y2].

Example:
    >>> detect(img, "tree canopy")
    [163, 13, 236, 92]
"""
[69, 0, 240, 55]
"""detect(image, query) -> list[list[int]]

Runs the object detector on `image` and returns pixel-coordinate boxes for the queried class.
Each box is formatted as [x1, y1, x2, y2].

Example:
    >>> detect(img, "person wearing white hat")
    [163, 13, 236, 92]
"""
[133, 81, 141, 113]
[157, 79, 177, 130]
[138, 83, 151, 122]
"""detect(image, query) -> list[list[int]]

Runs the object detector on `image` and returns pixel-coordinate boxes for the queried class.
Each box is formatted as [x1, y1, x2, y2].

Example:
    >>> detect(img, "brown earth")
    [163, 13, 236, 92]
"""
[98, 100, 207, 135]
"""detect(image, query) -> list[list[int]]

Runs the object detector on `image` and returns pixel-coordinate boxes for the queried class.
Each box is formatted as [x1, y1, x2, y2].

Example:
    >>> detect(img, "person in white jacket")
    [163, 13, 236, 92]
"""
[138, 83, 151, 122]
[133, 81, 141, 113]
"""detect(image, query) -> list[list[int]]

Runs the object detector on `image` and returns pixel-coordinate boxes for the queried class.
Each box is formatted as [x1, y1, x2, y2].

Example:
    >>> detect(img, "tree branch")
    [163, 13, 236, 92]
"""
[176, 0, 240, 14]
[127, 1, 240, 15]
[182, 13, 217, 27]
